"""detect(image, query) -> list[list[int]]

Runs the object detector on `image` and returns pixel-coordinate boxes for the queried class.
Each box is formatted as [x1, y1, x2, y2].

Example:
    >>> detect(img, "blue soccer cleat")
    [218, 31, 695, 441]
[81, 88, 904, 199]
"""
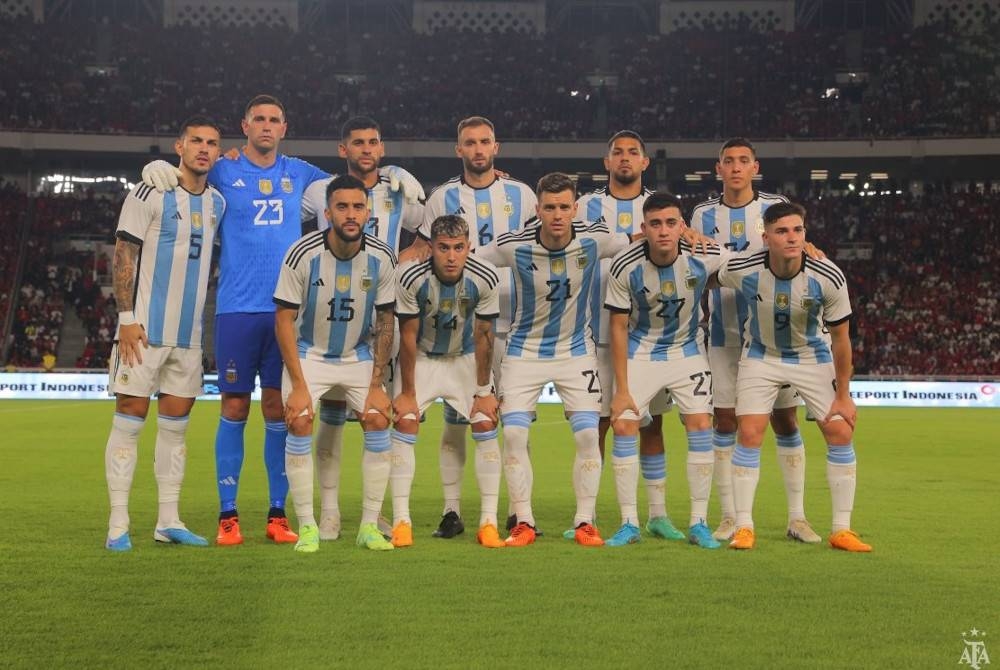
[688, 521, 721, 549]
[605, 522, 641, 547]
[106, 532, 132, 552]
[154, 526, 209, 547]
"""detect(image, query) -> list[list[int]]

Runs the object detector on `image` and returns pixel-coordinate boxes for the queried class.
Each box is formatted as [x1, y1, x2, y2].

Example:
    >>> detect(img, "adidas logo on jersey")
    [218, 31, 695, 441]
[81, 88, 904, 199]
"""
[710, 227, 720, 234]
[172, 211, 183, 220]
[312, 278, 325, 287]
[232, 179, 246, 187]
[452, 206, 466, 215]
[593, 215, 606, 225]
[756, 294, 764, 302]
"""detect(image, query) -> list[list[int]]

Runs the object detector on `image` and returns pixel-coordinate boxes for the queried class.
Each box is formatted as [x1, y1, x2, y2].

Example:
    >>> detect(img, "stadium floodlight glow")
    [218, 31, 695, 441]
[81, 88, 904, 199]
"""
[752, 174, 763, 181]
[810, 170, 829, 180]
[570, 90, 579, 97]
[839, 172, 857, 180]
[685, 174, 702, 182]
[591, 174, 608, 182]
[694, 170, 711, 175]
[871, 172, 889, 180]
[848, 183, 856, 191]
[863, 182, 870, 189]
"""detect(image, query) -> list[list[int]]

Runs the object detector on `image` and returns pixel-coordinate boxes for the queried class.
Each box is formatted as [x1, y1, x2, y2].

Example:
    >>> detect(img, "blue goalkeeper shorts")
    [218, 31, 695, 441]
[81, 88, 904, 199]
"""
[214, 312, 283, 393]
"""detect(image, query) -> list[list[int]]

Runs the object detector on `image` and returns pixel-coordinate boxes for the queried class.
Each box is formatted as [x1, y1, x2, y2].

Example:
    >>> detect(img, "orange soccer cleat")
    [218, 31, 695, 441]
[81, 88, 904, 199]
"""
[729, 526, 756, 550]
[216, 516, 244, 546]
[476, 523, 506, 549]
[573, 522, 605, 547]
[266, 516, 298, 544]
[829, 529, 872, 553]
[504, 522, 537, 547]
[391, 521, 414, 548]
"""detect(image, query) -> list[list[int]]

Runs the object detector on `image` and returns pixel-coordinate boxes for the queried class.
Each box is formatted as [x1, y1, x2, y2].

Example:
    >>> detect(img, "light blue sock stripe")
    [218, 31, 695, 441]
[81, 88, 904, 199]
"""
[732, 445, 761, 468]
[114, 412, 145, 424]
[501, 412, 532, 428]
[364, 429, 392, 453]
[568, 411, 599, 433]
[713, 430, 736, 448]
[776, 430, 803, 448]
[472, 429, 499, 442]
[827, 444, 856, 465]
[264, 420, 286, 433]
[640, 453, 665, 480]
[612, 435, 638, 459]
[285, 434, 312, 456]
[220, 416, 246, 428]
[687, 429, 713, 452]
[391, 430, 418, 445]
[157, 414, 189, 423]
[319, 405, 347, 425]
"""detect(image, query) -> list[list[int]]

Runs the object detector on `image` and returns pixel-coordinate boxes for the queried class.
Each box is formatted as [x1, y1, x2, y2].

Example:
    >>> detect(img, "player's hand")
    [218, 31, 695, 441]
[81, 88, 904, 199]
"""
[609, 390, 640, 424]
[141, 160, 181, 193]
[117, 323, 148, 367]
[364, 385, 393, 423]
[804, 242, 827, 260]
[470, 393, 500, 425]
[223, 146, 245, 161]
[398, 242, 431, 264]
[382, 165, 426, 205]
[681, 226, 719, 254]
[823, 396, 857, 429]
[392, 392, 419, 425]
[493, 168, 510, 179]
[284, 386, 314, 426]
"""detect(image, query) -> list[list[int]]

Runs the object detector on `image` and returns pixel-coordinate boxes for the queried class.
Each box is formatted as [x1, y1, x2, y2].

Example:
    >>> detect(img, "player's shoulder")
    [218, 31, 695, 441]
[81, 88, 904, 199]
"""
[691, 195, 722, 216]
[757, 191, 789, 205]
[678, 239, 723, 257]
[804, 255, 847, 288]
[127, 183, 159, 204]
[426, 175, 463, 201]
[577, 220, 611, 236]
[278, 154, 324, 175]
[724, 248, 768, 272]
[363, 234, 398, 266]
[576, 186, 608, 204]
[497, 224, 537, 246]
[398, 258, 433, 290]
[464, 254, 501, 287]
[609, 239, 647, 277]
[284, 230, 326, 268]
[498, 174, 533, 190]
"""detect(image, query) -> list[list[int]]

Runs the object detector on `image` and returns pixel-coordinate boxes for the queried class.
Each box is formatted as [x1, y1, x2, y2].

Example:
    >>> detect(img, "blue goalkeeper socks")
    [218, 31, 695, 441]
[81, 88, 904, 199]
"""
[264, 420, 290, 512]
[215, 417, 246, 515]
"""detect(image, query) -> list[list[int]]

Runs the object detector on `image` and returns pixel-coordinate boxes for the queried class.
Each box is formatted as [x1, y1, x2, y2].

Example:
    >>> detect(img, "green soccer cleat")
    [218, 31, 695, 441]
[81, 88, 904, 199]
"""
[294, 524, 320, 554]
[357, 522, 395, 551]
[646, 516, 686, 540]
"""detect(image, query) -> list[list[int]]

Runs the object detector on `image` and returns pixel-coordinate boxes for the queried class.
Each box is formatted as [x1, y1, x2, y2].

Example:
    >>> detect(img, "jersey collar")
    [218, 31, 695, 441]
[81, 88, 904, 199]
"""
[720, 190, 760, 210]
[763, 250, 807, 280]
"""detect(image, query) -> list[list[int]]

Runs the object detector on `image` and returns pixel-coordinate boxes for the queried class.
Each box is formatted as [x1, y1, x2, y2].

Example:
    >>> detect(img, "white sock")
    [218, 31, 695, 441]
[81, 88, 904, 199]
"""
[570, 414, 602, 527]
[827, 444, 857, 532]
[776, 431, 806, 523]
[501, 415, 534, 527]
[687, 429, 714, 527]
[361, 430, 392, 525]
[154, 414, 189, 529]
[105, 413, 144, 537]
[316, 405, 346, 520]
[472, 429, 502, 527]
[713, 430, 736, 520]
[611, 435, 639, 526]
[390, 431, 416, 525]
[285, 434, 315, 527]
[439, 421, 467, 516]
[640, 452, 667, 519]
[731, 445, 761, 529]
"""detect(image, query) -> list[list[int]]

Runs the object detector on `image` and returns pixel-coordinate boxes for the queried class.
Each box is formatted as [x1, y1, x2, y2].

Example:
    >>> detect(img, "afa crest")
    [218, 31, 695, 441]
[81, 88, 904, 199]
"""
[551, 258, 566, 275]
[459, 295, 470, 312]
[503, 202, 513, 216]
[661, 280, 676, 296]
[576, 255, 588, 269]
[225, 360, 238, 384]
[731, 220, 745, 237]
[360, 274, 373, 291]
[685, 272, 698, 289]
[617, 212, 633, 231]
[191, 212, 203, 230]
[776, 293, 790, 310]
[755, 217, 765, 234]
[258, 179, 273, 195]
[477, 202, 492, 219]
[336, 275, 352, 292]
[801, 296, 817, 309]
[280, 177, 293, 194]
[119, 371, 129, 385]
[383, 199, 395, 213]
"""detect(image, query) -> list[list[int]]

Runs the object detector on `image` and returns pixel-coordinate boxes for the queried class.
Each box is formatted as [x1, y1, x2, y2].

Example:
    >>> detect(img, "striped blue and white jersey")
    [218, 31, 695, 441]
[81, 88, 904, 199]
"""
[716, 250, 851, 365]
[689, 191, 789, 347]
[302, 172, 424, 254]
[605, 240, 724, 361]
[576, 186, 653, 345]
[115, 183, 225, 349]
[273, 232, 396, 363]
[418, 175, 537, 334]
[476, 223, 630, 360]
[395, 256, 501, 356]
[209, 153, 330, 314]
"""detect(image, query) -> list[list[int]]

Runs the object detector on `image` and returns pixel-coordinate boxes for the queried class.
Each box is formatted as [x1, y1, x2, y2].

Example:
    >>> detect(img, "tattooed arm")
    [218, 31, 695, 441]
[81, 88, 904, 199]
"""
[363, 306, 395, 429]
[112, 237, 148, 366]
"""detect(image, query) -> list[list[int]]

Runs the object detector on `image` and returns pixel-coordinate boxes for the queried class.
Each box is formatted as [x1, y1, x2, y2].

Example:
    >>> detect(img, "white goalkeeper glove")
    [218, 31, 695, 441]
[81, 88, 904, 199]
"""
[381, 165, 425, 205]
[141, 160, 182, 193]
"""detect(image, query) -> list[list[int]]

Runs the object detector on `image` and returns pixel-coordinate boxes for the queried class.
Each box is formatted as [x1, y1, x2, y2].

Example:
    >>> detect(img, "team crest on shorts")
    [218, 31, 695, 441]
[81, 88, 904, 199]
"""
[119, 371, 129, 385]
[281, 177, 293, 193]
[191, 212, 202, 230]
[258, 179, 273, 195]
[661, 280, 676, 296]
[360, 274, 373, 291]
[731, 220, 745, 237]
[336, 275, 352, 292]
[551, 258, 566, 274]
[440, 298, 454, 313]
[225, 360, 238, 384]
[617, 212, 633, 231]
[776, 293, 790, 310]
[477, 202, 492, 218]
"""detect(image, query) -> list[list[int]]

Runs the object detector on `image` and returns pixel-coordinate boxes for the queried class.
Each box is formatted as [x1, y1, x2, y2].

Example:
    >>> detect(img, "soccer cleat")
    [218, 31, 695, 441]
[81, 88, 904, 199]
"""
[154, 527, 209, 547]
[729, 526, 756, 550]
[319, 513, 341, 541]
[216, 517, 243, 546]
[562, 528, 575, 540]
[504, 522, 537, 547]
[574, 522, 605, 547]
[432, 511, 465, 538]
[391, 521, 413, 548]
[294, 524, 320, 553]
[266, 516, 298, 544]
[506, 514, 518, 532]
[357, 522, 395, 551]
[713, 517, 736, 541]
[829, 529, 872, 553]
[688, 522, 721, 549]
[605, 523, 641, 547]
[645, 516, 686, 540]
[377, 514, 393, 540]
[786, 518, 822, 544]
[105, 532, 132, 552]
[476, 523, 505, 549]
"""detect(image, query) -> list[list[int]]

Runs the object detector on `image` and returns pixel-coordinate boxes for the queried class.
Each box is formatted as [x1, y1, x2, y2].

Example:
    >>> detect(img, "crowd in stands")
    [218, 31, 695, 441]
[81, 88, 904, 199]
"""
[0, 19, 997, 140]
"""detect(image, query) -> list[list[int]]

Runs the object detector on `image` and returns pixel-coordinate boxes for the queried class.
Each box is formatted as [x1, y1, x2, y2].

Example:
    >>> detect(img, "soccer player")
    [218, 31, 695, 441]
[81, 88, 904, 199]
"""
[104, 115, 225, 551]
[300, 116, 425, 541]
[476, 172, 631, 547]
[273, 175, 397, 553]
[392, 215, 504, 548]
[401, 116, 537, 538]
[140, 96, 423, 546]
[604, 192, 724, 549]
[710, 202, 870, 552]
[689, 138, 820, 544]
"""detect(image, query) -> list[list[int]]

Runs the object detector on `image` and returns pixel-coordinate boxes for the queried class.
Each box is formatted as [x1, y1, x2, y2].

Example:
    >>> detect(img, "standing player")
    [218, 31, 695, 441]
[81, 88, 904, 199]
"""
[604, 192, 723, 549]
[710, 202, 870, 552]
[401, 116, 537, 538]
[139, 96, 423, 545]
[576, 130, 684, 541]
[689, 138, 820, 544]
[476, 172, 631, 547]
[392, 215, 504, 548]
[104, 116, 225, 551]
[273, 175, 397, 553]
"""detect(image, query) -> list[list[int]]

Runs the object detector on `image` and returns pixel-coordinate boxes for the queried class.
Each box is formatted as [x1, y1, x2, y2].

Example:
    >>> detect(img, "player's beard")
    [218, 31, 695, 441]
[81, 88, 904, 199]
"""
[334, 223, 363, 243]
[612, 169, 639, 186]
[347, 158, 379, 181]
[463, 156, 494, 176]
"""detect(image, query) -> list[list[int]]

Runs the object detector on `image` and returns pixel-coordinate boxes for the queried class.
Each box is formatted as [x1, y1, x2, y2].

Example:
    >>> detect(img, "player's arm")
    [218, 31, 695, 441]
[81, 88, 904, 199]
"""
[825, 319, 856, 428]
[364, 306, 395, 425]
[393, 314, 419, 421]
[469, 316, 499, 426]
[399, 236, 430, 263]
[274, 304, 311, 424]
[607, 309, 638, 425]
[112, 234, 148, 366]
[681, 227, 719, 253]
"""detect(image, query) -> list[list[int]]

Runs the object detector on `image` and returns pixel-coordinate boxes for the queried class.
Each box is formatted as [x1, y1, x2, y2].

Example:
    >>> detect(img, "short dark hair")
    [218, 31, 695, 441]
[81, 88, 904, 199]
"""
[641, 191, 683, 217]
[244, 94, 285, 120]
[763, 201, 806, 226]
[341, 116, 381, 140]
[178, 115, 221, 138]
[430, 214, 469, 240]
[719, 137, 756, 160]
[608, 129, 646, 153]
[536, 172, 576, 199]
[456, 116, 495, 139]
[325, 174, 368, 204]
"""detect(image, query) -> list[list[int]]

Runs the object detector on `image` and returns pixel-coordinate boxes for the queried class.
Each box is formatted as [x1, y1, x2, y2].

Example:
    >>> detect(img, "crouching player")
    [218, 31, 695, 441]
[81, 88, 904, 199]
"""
[392, 215, 505, 548]
[710, 202, 870, 552]
[273, 175, 397, 553]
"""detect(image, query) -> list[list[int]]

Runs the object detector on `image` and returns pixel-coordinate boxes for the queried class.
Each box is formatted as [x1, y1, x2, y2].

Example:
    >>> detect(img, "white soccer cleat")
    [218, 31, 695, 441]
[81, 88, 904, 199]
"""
[713, 517, 736, 541]
[319, 513, 341, 541]
[786, 518, 822, 544]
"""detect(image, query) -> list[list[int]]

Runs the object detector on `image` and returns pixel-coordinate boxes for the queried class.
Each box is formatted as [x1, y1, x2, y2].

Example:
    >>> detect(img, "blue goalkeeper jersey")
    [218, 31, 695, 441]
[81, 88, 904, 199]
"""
[209, 153, 329, 314]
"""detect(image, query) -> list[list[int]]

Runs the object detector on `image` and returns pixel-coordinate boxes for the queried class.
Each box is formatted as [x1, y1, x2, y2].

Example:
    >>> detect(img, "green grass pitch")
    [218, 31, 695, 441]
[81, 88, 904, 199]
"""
[1, 401, 997, 669]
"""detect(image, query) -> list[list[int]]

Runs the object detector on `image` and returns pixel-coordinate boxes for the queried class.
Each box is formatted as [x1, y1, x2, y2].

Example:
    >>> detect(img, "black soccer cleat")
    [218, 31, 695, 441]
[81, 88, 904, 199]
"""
[432, 511, 465, 538]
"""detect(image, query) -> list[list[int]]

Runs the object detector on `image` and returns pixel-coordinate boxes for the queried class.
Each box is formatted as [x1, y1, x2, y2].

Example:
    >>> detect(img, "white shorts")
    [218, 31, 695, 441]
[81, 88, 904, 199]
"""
[597, 344, 672, 418]
[282, 358, 373, 415]
[624, 355, 713, 417]
[323, 323, 401, 403]
[709, 345, 798, 410]
[393, 352, 484, 421]
[736, 358, 834, 418]
[109, 344, 203, 398]
[500, 356, 601, 414]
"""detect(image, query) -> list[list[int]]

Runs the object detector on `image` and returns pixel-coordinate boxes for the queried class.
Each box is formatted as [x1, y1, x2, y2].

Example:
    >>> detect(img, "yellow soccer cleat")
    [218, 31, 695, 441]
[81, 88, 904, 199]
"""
[829, 529, 872, 553]
[729, 526, 756, 550]
[391, 521, 413, 548]
[476, 523, 505, 549]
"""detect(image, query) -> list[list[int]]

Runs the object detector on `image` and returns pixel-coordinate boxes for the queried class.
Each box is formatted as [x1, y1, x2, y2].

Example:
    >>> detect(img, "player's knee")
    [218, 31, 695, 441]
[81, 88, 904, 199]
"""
[683, 413, 712, 432]
[471, 419, 497, 434]
[714, 408, 737, 433]
[737, 423, 767, 448]
[612, 418, 639, 437]
[260, 391, 284, 420]
[289, 417, 312, 437]
[770, 407, 799, 434]
[115, 395, 150, 419]
[221, 393, 251, 421]
[361, 411, 389, 432]
[394, 417, 419, 435]
[821, 419, 853, 446]
[640, 415, 663, 437]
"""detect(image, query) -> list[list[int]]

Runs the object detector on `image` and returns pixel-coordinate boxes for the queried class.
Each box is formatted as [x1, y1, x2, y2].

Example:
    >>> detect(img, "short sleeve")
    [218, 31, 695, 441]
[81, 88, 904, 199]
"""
[604, 263, 632, 313]
[115, 185, 158, 244]
[375, 253, 396, 309]
[395, 263, 421, 317]
[273, 251, 304, 309]
[302, 177, 332, 227]
[475, 277, 501, 319]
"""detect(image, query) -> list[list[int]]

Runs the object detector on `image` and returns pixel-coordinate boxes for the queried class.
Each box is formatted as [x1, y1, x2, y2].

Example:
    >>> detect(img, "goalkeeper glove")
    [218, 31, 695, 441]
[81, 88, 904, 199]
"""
[141, 160, 182, 192]
[381, 165, 426, 205]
